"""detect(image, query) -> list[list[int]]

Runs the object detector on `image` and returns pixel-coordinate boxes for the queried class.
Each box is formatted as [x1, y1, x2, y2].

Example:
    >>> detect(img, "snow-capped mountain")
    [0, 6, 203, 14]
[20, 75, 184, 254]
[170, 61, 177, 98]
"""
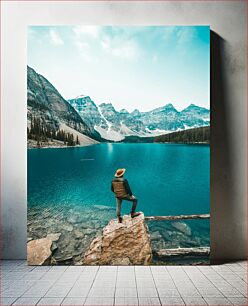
[68, 95, 210, 141]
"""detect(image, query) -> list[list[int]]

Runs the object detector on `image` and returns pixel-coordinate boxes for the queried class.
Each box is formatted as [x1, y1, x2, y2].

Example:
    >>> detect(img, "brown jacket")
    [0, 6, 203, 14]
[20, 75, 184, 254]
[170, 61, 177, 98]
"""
[111, 178, 133, 198]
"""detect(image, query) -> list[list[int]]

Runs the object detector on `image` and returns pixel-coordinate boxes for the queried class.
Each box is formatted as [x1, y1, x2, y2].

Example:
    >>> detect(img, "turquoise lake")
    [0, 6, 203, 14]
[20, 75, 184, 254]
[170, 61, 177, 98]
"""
[28, 143, 210, 215]
[27, 143, 210, 264]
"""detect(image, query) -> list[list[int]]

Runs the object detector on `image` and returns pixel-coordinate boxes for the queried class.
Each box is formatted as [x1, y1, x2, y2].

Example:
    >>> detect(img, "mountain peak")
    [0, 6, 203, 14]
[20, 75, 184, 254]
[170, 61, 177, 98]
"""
[99, 102, 117, 112]
[131, 109, 141, 116]
[68, 95, 97, 108]
[187, 103, 198, 109]
[99, 102, 114, 108]
[164, 103, 177, 110]
[182, 104, 209, 112]
[161, 103, 177, 112]
[120, 109, 129, 114]
[75, 94, 88, 99]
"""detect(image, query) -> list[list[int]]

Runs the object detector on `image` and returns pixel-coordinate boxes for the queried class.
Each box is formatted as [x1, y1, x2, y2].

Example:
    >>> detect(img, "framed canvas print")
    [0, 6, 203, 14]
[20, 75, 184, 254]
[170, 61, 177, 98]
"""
[27, 25, 210, 265]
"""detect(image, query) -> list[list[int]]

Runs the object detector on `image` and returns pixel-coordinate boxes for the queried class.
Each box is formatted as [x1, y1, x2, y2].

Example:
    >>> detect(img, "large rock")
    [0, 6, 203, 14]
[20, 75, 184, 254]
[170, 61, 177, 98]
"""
[171, 221, 192, 236]
[83, 213, 152, 265]
[27, 233, 61, 265]
[27, 238, 52, 265]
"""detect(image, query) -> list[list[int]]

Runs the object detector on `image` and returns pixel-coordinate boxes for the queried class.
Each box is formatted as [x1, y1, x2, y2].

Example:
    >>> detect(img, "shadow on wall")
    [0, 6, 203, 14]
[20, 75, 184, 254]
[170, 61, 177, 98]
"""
[210, 31, 239, 263]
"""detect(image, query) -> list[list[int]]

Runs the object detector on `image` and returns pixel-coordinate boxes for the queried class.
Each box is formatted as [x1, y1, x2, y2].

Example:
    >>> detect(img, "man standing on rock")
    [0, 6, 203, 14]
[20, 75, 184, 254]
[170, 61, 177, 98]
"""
[111, 168, 140, 223]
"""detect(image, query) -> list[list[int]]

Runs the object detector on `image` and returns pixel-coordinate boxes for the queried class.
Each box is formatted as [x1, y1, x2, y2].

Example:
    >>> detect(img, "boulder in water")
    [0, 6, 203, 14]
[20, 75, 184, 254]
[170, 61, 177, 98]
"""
[27, 232, 61, 265]
[27, 238, 52, 265]
[172, 221, 192, 236]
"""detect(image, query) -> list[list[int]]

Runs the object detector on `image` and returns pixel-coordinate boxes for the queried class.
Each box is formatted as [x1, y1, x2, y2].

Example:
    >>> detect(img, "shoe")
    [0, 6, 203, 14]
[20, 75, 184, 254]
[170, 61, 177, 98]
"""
[131, 212, 141, 218]
[118, 216, 123, 223]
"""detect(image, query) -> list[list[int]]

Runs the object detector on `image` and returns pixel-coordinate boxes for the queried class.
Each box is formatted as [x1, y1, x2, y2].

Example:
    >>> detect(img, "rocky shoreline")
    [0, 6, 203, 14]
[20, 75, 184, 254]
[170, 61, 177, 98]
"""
[27, 204, 210, 265]
[27, 139, 98, 149]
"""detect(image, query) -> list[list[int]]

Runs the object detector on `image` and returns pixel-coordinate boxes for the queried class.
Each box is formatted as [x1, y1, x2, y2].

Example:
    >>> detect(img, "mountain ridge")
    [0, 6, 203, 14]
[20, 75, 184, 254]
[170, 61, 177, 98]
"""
[68, 95, 210, 141]
[27, 66, 210, 145]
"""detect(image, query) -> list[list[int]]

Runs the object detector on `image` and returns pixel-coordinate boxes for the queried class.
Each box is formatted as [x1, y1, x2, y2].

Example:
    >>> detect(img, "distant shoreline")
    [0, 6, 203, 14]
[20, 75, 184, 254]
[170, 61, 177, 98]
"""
[27, 141, 209, 149]
[27, 143, 97, 150]
[27, 139, 98, 150]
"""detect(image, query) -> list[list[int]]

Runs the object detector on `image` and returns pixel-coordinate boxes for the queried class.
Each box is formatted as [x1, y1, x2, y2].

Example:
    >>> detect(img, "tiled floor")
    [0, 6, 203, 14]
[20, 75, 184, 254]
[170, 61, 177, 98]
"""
[1, 260, 247, 305]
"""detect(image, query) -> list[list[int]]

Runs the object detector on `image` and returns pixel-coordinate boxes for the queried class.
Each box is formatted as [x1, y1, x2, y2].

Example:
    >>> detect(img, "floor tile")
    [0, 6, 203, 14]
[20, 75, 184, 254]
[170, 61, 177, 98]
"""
[138, 287, 158, 298]
[228, 297, 248, 305]
[115, 287, 137, 298]
[2, 289, 29, 298]
[67, 285, 91, 297]
[154, 280, 176, 288]
[12, 297, 41, 305]
[32, 266, 51, 272]
[92, 281, 116, 288]
[136, 279, 155, 287]
[182, 297, 207, 305]
[138, 297, 161, 305]
[22, 283, 53, 297]
[177, 289, 201, 297]
[204, 297, 233, 305]
[37, 297, 64, 305]
[84, 297, 114, 305]
[157, 288, 180, 297]
[197, 288, 224, 297]
[217, 286, 244, 297]
[49, 266, 68, 272]
[0, 297, 18, 305]
[99, 266, 117, 272]
[66, 266, 85, 272]
[116, 279, 136, 287]
[44, 284, 72, 297]
[88, 286, 115, 298]
[61, 297, 86, 305]
[115, 297, 138, 305]
[118, 266, 135, 272]
[160, 297, 185, 305]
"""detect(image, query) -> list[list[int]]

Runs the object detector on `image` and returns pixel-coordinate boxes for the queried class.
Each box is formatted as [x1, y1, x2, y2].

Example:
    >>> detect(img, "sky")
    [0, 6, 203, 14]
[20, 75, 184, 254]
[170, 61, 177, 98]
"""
[28, 25, 210, 112]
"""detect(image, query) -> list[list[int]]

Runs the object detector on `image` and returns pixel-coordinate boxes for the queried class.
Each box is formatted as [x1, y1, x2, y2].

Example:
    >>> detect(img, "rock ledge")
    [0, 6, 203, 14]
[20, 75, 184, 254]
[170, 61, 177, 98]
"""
[83, 212, 152, 265]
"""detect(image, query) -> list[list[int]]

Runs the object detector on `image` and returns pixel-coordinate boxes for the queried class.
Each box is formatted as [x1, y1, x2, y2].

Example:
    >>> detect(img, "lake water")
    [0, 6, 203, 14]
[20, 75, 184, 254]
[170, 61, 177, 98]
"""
[27, 143, 210, 264]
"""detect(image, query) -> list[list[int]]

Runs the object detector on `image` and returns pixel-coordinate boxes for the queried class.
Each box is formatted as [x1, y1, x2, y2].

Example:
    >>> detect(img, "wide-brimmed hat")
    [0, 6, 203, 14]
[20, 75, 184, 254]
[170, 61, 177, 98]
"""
[115, 168, 126, 177]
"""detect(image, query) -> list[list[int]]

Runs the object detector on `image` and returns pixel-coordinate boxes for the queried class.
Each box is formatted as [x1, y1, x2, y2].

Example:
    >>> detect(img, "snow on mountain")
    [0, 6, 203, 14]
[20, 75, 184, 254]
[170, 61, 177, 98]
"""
[68, 95, 210, 141]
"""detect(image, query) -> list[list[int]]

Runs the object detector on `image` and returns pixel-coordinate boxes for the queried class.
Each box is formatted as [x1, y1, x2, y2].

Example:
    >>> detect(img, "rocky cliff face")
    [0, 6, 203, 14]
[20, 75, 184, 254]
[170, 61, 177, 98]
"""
[83, 213, 152, 265]
[68, 95, 108, 132]
[68, 95, 210, 141]
[27, 66, 100, 142]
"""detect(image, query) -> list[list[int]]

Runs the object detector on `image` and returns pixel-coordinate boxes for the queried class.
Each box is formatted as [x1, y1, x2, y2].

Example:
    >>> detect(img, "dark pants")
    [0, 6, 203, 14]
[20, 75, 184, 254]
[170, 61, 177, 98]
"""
[116, 195, 138, 217]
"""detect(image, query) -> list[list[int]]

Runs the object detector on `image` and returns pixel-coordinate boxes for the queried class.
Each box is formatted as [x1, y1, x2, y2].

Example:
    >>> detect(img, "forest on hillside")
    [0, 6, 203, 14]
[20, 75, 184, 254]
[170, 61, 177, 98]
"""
[154, 126, 210, 144]
[27, 116, 80, 147]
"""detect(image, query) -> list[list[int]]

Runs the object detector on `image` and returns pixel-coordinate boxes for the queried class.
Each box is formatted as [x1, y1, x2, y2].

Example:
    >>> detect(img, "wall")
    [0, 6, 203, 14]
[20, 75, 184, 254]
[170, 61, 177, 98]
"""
[1, 1, 247, 261]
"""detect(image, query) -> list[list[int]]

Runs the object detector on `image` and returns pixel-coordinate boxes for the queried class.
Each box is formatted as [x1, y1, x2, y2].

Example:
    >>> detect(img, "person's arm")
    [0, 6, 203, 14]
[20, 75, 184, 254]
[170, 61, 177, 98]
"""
[111, 181, 114, 192]
[124, 179, 133, 196]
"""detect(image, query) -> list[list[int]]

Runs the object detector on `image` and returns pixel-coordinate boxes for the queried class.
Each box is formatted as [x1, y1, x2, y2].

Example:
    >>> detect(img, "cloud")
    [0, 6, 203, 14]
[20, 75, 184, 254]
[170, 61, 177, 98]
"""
[72, 26, 140, 61]
[74, 41, 92, 62]
[176, 27, 197, 46]
[100, 30, 140, 61]
[101, 38, 139, 60]
[152, 54, 158, 63]
[50, 29, 64, 46]
[163, 26, 197, 46]
[72, 26, 101, 62]
[163, 27, 177, 40]
[73, 26, 100, 39]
